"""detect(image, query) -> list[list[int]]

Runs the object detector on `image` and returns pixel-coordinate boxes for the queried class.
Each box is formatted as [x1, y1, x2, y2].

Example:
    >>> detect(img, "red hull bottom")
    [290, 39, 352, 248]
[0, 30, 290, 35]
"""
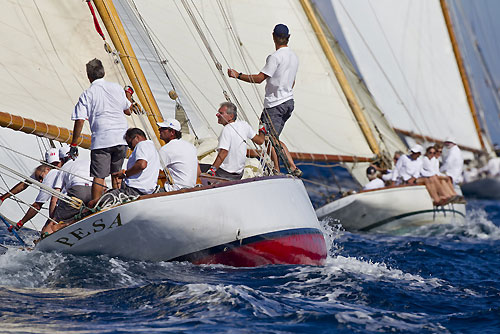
[174, 229, 327, 267]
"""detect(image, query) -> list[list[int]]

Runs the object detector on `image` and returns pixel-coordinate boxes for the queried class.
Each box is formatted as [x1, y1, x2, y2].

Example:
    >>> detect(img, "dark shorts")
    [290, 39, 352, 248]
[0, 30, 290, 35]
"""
[53, 185, 92, 221]
[216, 168, 243, 180]
[90, 145, 127, 179]
[260, 99, 294, 137]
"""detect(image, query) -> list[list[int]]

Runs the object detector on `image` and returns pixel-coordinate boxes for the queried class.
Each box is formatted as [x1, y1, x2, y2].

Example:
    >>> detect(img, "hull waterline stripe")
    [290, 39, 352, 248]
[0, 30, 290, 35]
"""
[359, 208, 466, 232]
[171, 228, 326, 266]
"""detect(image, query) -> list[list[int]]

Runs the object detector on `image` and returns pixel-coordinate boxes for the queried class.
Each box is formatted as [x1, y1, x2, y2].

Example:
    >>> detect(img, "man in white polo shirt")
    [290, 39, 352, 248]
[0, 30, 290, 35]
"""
[157, 118, 200, 191]
[227, 24, 301, 177]
[440, 137, 464, 184]
[70, 58, 132, 206]
[207, 102, 264, 180]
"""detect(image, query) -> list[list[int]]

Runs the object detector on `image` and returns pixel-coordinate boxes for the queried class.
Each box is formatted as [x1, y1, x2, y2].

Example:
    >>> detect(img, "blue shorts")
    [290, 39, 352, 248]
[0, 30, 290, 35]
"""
[260, 99, 294, 138]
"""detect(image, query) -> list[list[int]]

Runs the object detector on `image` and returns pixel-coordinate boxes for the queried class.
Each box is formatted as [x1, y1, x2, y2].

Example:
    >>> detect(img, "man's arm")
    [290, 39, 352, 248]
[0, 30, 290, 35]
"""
[228, 69, 268, 84]
[212, 149, 228, 170]
[251, 134, 264, 146]
[123, 107, 132, 116]
[0, 181, 30, 204]
[71, 119, 85, 146]
[114, 159, 148, 179]
[49, 189, 61, 218]
[19, 202, 43, 227]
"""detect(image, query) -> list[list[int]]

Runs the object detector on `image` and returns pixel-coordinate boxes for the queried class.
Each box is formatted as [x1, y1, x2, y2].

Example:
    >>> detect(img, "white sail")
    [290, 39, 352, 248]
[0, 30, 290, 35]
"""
[324, 0, 482, 151]
[0, 0, 147, 134]
[111, 0, 376, 158]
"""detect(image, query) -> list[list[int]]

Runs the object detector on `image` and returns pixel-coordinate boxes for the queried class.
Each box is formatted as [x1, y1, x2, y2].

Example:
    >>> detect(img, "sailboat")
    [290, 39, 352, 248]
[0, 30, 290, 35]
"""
[304, 0, 478, 233]
[0, 0, 329, 266]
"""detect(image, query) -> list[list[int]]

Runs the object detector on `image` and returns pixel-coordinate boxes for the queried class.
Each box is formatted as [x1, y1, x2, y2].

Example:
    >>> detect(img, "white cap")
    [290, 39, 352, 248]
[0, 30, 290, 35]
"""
[410, 144, 423, 154]
[45, 148, 60, 164]
[444, 136, 456, 144]
[59, 145, 70, 159]
[157, 118, 181, 132]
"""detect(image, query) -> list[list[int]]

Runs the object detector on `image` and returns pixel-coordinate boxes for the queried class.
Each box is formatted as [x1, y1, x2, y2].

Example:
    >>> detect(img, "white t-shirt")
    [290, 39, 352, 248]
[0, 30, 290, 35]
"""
[487, 158, 500, 177]
[440, 145, 463, 184]
[218, 121, 256, 174]
[125, 140, 160, 194]
[53, 158, 92, 191]
[261, 47, 299, 108]
[363, 178, 385, 190]
[72, 78, 131, 150]
[159, 139, 198, 190]
[392, 155, 422, 183]
[35, 169, 59, 203]
[421, 156, 438, 177]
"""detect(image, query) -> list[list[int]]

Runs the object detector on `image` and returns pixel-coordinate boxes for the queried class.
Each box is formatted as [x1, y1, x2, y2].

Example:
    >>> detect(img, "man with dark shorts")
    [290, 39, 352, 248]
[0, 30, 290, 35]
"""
[228, 23, 302, 176]
[70, 58, 132, 207]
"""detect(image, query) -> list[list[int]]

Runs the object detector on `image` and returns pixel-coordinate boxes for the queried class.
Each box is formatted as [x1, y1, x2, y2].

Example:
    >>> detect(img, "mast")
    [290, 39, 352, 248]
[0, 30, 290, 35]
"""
[92, 0, 164, 144]
[298, 0, 380, 156]
[440, 0, 486, 151]
[0, 112, 91, 149]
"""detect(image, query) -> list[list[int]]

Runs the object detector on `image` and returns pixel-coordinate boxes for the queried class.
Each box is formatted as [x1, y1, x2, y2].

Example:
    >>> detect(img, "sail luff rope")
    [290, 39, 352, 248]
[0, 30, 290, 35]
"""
[180, 0, 249, 124]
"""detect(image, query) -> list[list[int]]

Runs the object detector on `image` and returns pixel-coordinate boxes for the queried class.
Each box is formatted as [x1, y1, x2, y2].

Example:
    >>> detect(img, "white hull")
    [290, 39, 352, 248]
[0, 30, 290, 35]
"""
[316, 185, 466, 234]
[37, 176, 326, 266]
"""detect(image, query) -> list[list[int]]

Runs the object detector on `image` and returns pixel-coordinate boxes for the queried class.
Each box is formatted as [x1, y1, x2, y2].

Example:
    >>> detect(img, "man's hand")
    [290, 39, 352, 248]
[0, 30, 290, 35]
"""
[69, 144, 78, 160]
[8, 221, 23, 233]
[207, 166, 217, 176]
[112, 169, 127, 180]
[227, 68, 239, 78]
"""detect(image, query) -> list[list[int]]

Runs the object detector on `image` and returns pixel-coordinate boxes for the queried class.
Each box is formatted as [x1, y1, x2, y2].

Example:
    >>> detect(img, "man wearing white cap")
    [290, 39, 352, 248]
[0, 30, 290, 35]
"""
[440, 137, 463, 184]
[157, 118, 200, 191]
[391, 144, 423, 185]
[7, 148, 63, 233]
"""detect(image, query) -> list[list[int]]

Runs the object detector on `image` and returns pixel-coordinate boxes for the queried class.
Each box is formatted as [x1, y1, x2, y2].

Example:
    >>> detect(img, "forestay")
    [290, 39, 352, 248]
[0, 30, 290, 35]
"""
[112, 0, 375, 159]
[326, 0, 482, 150]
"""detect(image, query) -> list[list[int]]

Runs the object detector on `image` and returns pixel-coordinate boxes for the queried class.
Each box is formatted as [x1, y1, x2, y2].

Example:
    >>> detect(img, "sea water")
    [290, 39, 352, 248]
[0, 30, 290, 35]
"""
[0, 198, 498, 333]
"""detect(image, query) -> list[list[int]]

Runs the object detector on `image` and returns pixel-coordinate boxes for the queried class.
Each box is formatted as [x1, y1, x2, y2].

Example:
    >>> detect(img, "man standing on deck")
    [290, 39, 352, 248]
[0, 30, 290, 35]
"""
[227, 23, 302, 177]
[440, 137, 464, 184]
[70, 58, 132, 207]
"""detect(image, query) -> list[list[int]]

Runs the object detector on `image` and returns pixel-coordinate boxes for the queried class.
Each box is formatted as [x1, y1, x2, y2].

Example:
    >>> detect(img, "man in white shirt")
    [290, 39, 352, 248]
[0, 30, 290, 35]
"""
[391, 145, 423, 185]
[99, 128, 160, 204]
[363, 166, 385, 190]
[207, 102, 264, 180]
[227, 24, 301, 177]
[70, 58, 132, 206]
[157, 118, 200, 191]
[7, 148, 62, 233]
[440, 137, 464, 184]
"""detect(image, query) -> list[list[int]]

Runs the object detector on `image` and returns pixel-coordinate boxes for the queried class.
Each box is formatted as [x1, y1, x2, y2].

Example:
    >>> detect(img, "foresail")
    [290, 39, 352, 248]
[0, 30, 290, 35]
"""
[0, 0, 148, 138]
[325, 0, 483, 151]
[111, 0, 375, 159]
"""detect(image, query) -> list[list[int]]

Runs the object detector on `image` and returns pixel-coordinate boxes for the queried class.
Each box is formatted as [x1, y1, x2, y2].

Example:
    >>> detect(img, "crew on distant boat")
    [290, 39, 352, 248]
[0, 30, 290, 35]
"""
[157, 118, 200, 191]
[391, 145, 423, 185]
[363, 166, 385, 190]
[70, 58, 133, 207]
[6, 148, 62, 233]
[95, 128, 160, 205]
[381, 151, 404, 184]
[479, 154, 500, 178]
[207, 102, 264, 180]
[440, 137, 464, 184]
[227, 23, 302, 177]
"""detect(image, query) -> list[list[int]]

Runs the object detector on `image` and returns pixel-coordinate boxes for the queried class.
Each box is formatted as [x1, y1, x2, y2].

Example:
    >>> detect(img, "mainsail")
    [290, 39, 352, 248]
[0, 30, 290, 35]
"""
[321, 0, 486, 152]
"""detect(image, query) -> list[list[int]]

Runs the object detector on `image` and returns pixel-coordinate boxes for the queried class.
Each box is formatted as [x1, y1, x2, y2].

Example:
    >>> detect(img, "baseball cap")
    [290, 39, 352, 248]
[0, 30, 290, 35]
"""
[273, 24, 289, 37]
[444, 136, 456, 144]
[45, 148, 60, 164]
[124, 85, 134, 95]
[59, 145, 70, 159]
[410, 144, 423, 154]
[157, 118, 181, 132]
[366, 166, 377, 175]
